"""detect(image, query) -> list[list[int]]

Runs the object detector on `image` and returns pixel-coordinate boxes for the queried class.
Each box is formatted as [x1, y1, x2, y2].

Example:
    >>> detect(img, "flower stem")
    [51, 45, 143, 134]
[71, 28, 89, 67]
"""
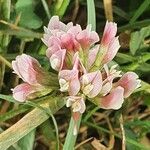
[63, 115, 82, 150]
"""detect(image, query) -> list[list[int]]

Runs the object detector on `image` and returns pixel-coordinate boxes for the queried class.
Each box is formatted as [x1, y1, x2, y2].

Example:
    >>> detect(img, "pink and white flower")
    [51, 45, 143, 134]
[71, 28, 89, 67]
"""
[58, 56, 80, 95]
[115, 72, 141, 98]
[80, 71, 102, 98]
[76, 24, 99, 49]
[66, 96, 86, 114]
[100, 86, 124, 110]
[101, 64, 122, 96]
[12, 16, 141, 114]
[12, 54, 42, 85]
[12, 54, 53, 102]
[50, 49, 66, 71]
[100, 21, 120, 65]
[12, 83, 38, 102]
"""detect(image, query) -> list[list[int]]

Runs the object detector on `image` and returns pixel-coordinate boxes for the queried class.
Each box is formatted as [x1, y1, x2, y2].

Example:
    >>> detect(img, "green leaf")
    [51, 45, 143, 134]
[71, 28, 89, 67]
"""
[1, 0, 11, 20]
[116, 52, 135, 64]
[130, 0, 150, 24]
[137, 63, 150, 72]
[87, 0, 96, 31]
[63, 116, 82, 150]
[125, 128, 140, 150]
[18, 129, 35, 150]
[15, 0, 42, 29]
[130, 26, 150, 55]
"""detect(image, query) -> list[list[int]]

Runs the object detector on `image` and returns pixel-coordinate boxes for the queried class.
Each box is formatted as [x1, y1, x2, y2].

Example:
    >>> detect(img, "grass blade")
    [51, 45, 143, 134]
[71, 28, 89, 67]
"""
[41, 0, 51, 19]
[130, 0, 150, 24]
[0, 97, 65, 150]
[118, 19, 150, 32]
[87, 0, 96, 30]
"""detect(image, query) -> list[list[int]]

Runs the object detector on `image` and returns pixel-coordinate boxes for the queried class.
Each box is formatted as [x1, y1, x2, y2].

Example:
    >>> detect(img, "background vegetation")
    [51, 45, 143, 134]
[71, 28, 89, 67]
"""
[0, 0, 150, 149]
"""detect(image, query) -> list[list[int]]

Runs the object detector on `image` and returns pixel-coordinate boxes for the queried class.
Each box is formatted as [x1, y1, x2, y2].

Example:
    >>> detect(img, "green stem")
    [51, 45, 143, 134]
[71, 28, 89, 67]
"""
[63, 115, 82, 150]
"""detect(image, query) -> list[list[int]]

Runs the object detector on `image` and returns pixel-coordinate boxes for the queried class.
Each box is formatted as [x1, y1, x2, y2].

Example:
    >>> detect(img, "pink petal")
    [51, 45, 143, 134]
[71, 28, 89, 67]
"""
[116, 72, 141, 98]
[46, 44, 60, 58]
[67, 24, 82, 37]
[80, 71, 102, 98]
[101, 81, 112, 96]
[46, 36, 61, 58]
[76, 25, 99, 49]
[72, 52, 80, 70]
[59, 69, 78, 81]
[102, 37, 120, 64]
[60, 33, 75, 50]
[47, 16, 66, 31]
[88, 44, 100, 69]
[69, 76, 80, 95]
[79, 98, 86, 113]
[66, 96, 86, 113]
[50, 49, 66, 71]
[12, 54, 40, 85]
[59, 67, 80, 95]
[12, 83, 36, 102]
[47, 36, 61, 48]
[101, 21, 117, 46]
[89, 71, 102, 98]
[100, 86, 124, 110]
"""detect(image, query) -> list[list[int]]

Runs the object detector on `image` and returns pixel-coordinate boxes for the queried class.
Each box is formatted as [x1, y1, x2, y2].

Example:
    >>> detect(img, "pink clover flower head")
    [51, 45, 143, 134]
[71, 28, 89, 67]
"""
[42, 16, 100, 72]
